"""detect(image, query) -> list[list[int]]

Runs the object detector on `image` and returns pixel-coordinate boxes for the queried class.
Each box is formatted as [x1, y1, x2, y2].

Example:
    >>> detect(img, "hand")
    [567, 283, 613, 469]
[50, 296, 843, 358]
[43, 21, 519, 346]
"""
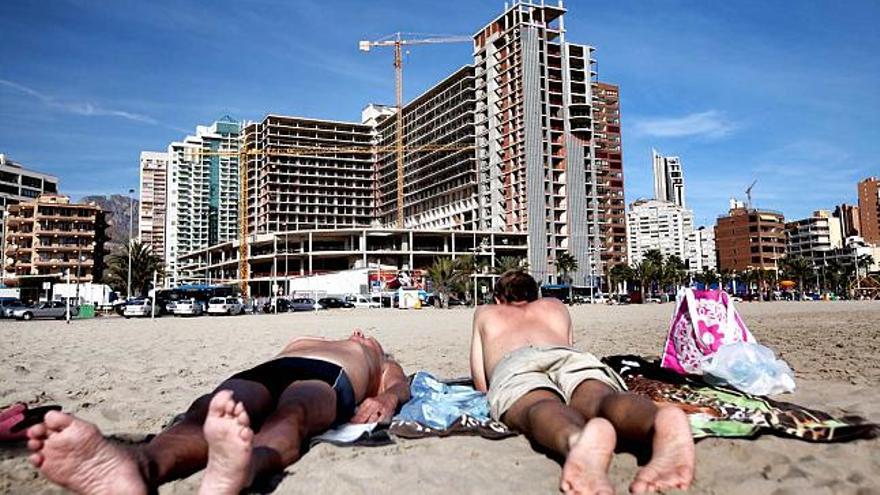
[351, 393, 397, 424]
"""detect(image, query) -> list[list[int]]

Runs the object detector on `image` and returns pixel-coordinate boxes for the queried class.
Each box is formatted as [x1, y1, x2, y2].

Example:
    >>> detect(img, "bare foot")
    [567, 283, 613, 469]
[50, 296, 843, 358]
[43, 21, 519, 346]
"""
[630, 406, 695, 493]
[26, 411, 147, 495]
[199, 390, 255, 495]
[560, 418, 617, 495]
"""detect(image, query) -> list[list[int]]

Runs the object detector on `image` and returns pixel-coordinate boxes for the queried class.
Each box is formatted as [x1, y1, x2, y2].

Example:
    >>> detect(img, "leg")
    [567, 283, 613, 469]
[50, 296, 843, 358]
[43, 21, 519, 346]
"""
[569, 380, 695, 493]
[248, 380, 338, 481]
[138, 378, 273, 486]
[503, 390, 615, 495]
[199, 391, 255, 495]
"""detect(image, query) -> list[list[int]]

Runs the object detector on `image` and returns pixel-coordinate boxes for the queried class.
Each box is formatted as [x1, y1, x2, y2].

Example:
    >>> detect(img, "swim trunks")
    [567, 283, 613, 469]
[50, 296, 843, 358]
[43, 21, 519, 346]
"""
[487, 346, 627, 421]
[230, 357, 357, 425]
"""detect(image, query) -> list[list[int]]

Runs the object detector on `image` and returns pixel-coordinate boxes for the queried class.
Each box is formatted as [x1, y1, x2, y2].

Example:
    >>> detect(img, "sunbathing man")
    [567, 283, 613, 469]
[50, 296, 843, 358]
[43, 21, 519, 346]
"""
[26, 329, 409, 495]
[471, 271, 695, 494]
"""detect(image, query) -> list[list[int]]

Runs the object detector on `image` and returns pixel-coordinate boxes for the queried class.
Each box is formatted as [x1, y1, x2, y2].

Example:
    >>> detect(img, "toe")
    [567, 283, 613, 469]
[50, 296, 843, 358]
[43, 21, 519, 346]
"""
[27, 423, 47, 440]
[208, 391, 233, 417]
[236, 410, 250, 427]
[43, 411, 72, 432]
[29, 452, 44, 468]
[239, 427, 254, 442]
[27, 439, 43, 452]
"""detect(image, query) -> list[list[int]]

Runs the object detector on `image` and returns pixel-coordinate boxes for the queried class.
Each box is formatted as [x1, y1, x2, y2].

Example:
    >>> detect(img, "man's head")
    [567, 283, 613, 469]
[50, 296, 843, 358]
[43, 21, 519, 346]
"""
[493, 270, 539, 304]
[350, 328, 386, 358]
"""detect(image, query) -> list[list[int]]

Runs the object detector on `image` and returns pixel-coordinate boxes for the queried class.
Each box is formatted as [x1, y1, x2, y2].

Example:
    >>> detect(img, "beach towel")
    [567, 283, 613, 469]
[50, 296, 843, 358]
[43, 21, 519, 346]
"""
[0, 403, 62, 442]
[604, 355, 879, 442]
[661, 288, 754, 375]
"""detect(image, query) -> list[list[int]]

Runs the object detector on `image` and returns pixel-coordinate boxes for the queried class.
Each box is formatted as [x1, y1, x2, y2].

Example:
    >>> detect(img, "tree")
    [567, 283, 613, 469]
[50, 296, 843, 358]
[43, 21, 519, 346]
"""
[493, 256, 528, 274]
[642, 249, 665, 295]
[662, 255, 688, 292]
[720, 269, 735, 292]
[608, 264, 633, 294]
[631, 261, 657, 303]
[780, 256, 813, 298]
[693, 268, 719, 287]
[106, 240, 164, 298]
[452, 255, 487, 305]
[554, 251, 579, 285]
[426, 257, 460, 308]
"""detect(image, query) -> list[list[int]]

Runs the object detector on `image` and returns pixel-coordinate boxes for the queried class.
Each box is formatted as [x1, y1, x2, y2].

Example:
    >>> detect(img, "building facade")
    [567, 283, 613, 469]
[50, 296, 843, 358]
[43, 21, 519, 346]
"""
[785, 210, 843, 266]
[833, 203, 861, 239]
[592, 82, 627, 269]
[165, 117, 241, 286]
[3, 195, 109, 283]
[652, 149, 685, 207]
[858, 177, 879, 245]
[138, 151, 168, 260]
[715, 207, 785, 273]
[687, 226, 717, 273]
[0, 154, 59, 210]
[626, 199, 693, 265]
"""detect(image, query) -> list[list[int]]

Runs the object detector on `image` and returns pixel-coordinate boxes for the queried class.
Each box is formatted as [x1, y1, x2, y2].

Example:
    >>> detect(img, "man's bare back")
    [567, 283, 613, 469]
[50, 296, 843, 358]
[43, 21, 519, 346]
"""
[471, 297, 573, 392]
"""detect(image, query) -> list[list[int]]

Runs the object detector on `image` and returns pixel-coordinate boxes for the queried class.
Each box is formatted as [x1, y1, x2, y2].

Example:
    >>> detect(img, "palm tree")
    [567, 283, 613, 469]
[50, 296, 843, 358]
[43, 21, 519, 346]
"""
[555, 251, 579, 285]
[106, 240, 164, 298]
[780, 256, 813, 298]
[693, 268, 719, 288]
[662, 255, 688, 293]
[426, 257, 461, 308]
[642, 249, 665, 295]
[608, 264, 633, 294]
[720, 269, 735, 292]
[493, 256, 529, 275]
[631, 261, 657, 303]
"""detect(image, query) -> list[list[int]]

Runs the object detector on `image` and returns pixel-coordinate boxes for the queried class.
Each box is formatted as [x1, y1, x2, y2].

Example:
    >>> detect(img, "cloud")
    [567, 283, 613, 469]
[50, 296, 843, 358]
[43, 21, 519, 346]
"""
[0, 78, 158, 125]
[631, 110, 738, 138]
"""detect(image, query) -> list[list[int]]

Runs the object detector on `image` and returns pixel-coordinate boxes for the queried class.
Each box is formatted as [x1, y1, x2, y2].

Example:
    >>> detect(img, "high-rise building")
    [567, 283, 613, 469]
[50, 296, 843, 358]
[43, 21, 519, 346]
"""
[165, 117, 241, 285]
[626, 199, 693, 265]
[138, 151, 168, 260]
[3, 195, 109, 283]
[652, 149, 685, 207]
[785, 210, 842, 266]
[243, 115, 375, 235]
[687, 226, 717, 273]
[833, 203, 861, 239]
[472, 2, 599, 283]
[715, 207, 785, 273]
[0, 154, 59, 210]
[858, 177, 879, 245]
[592, 82, 627, 268]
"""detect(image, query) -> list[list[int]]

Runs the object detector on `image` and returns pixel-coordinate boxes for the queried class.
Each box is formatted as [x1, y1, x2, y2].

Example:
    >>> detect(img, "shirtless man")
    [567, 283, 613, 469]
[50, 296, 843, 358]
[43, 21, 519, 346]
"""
[471, 271, 695, 494]
[26, 330, 409, 495]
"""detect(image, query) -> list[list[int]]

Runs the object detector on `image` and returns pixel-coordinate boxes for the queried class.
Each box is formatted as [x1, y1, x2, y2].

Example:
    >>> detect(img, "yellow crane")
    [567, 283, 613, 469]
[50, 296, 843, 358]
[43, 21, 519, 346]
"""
[358, 32, 471, 227]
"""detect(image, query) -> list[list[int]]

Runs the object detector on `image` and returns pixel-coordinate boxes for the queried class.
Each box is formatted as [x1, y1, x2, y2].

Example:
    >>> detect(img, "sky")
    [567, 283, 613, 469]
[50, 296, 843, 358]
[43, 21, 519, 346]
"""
[1, 0, 878, 226]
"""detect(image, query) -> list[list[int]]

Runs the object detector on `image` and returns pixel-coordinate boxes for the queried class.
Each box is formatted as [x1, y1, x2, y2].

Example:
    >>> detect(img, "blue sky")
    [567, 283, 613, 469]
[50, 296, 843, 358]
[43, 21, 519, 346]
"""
[1, 0, 877, 226]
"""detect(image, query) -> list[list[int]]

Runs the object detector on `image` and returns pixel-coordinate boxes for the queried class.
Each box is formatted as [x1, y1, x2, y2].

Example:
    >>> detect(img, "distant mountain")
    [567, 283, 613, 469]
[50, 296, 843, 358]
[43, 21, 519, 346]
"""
[80, 194, 139, 247]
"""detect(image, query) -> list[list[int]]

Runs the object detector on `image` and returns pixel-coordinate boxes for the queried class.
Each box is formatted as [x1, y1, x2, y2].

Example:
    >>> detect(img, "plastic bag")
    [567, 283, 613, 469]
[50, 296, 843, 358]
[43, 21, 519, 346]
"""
[395, 371, 490, 430]
[701, 342, 796, 396]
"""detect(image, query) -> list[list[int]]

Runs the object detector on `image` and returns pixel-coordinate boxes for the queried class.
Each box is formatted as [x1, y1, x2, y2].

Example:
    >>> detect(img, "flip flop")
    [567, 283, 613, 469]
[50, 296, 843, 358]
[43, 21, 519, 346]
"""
[0, 404, 62, 442]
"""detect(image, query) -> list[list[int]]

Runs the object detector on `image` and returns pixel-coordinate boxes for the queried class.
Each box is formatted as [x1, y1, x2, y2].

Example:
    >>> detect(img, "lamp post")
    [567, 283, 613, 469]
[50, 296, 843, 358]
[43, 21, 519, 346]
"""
[1, 210, 7, 285]
[127, 188, 135, 300]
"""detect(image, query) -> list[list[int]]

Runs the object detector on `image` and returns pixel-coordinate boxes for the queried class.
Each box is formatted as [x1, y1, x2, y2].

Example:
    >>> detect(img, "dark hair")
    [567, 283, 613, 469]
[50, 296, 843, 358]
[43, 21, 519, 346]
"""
[494, 270, 539, 303]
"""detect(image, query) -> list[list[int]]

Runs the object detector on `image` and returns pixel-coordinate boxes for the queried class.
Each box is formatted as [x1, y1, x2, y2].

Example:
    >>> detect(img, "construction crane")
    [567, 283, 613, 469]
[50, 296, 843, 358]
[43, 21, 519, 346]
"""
[745, 179, 757, 209]
[359, 32, 471, 228]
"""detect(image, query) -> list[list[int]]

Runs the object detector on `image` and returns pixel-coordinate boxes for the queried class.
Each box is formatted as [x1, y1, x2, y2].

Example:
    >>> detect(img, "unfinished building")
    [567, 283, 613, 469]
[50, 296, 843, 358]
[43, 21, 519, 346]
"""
[243, 115, 375, 235]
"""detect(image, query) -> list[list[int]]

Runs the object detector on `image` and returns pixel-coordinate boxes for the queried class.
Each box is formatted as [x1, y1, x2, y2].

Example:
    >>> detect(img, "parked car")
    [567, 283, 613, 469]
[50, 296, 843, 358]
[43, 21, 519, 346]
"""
[0, 298, 24, 318]
[345, 294, 381, 309]
[261, 298, 292, 313]
[290, 298, 320, 312]
[208, 297, 245, 316]
[13, 301, 79, 321]
[173, 298, 205, 317]
[123, 298, 155, 318]
[318, 297, 355, 309]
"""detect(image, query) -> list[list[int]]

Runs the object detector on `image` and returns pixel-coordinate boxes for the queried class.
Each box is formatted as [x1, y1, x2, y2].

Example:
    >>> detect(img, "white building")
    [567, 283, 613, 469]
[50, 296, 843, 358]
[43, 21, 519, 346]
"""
[164, 117, 241, 286]
[687, 226, 717, 272]
[626, 199, 693, 264]
[652, 149, 685, 207]
[138, 151, 168, 261]
[785, 210, 843, 266]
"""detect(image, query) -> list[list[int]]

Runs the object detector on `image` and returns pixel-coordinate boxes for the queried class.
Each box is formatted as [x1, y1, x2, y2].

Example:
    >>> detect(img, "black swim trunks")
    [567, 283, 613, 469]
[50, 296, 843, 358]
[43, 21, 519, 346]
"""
[230, 357, 357, 425]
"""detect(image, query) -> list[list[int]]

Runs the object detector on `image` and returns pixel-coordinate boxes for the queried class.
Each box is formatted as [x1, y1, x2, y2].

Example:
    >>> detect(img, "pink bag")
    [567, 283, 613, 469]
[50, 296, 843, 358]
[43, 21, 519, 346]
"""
[661, 288, 754, 375]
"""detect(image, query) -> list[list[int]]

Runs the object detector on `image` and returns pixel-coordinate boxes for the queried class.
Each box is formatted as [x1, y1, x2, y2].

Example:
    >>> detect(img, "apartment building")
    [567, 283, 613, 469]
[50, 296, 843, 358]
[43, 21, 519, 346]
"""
[833, 203, 861, 239]
[687, 226, 717, 272]
[592, 82, 627, 268]
[165, 117, 241, 285]
[3, 195, 109, 282]
[243, 115, 374, 236]
[626, 199, 693, 265]
[138, 151, 168, 260]
[858, 177, 879, 245]
[372, 66, 479, 230]
[652, 149, 685, 207]
[785, 210, 843, 266]
[715, 207, 785, 273]
[0, 154, 59, 210]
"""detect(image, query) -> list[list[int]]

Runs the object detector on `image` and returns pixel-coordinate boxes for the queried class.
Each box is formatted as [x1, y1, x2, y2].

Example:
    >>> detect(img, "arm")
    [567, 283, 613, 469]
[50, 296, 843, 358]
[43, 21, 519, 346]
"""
[351, 359, 409, 423]
[470, 308, 488, 392]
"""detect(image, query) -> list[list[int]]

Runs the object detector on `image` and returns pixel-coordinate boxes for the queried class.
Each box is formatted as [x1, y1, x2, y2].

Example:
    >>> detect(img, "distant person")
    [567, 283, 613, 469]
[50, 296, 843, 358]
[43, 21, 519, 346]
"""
[470, 271, 695, 494]
[27, 330, 409, 495]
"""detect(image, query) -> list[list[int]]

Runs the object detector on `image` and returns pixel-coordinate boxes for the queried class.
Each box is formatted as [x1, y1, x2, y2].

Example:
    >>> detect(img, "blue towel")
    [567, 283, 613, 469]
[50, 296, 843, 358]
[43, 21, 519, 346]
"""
[395, 371, 490, 430]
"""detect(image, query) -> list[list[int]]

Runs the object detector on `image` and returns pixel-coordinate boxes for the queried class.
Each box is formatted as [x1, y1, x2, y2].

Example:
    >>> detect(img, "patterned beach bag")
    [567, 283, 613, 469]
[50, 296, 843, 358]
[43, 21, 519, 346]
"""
[661, 288, 755, 375]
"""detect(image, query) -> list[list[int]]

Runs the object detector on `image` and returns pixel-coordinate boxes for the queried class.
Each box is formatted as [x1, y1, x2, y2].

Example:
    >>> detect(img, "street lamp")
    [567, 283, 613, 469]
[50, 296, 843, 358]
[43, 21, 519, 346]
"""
[127, 188, 135, 300]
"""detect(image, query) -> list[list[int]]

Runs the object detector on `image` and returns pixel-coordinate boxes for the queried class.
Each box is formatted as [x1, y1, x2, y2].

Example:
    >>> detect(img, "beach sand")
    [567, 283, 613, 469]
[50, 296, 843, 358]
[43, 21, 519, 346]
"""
[1, 301, 878, 494]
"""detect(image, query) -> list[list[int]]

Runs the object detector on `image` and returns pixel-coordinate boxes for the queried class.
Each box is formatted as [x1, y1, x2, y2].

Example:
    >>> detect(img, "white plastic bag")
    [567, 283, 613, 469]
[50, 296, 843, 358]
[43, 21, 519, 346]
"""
[701, 342, 796, 396]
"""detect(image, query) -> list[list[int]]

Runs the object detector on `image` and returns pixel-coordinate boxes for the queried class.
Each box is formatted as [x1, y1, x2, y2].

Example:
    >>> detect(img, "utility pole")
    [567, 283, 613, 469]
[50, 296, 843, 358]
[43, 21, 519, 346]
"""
[127, 188, 135, 301]
[151, 270, 157, 319]
[0, 210, 6, 285]
[65, 269, 71, 324]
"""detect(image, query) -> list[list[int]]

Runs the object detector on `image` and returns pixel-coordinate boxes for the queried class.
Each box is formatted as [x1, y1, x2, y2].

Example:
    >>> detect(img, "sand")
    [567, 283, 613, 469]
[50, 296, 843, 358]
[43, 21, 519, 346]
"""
[1, 301, 878, 494]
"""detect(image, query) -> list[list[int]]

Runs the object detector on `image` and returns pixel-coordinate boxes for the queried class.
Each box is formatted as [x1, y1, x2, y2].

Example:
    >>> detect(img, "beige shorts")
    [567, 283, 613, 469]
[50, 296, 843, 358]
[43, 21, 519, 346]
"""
[487, 346, 627, 420]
